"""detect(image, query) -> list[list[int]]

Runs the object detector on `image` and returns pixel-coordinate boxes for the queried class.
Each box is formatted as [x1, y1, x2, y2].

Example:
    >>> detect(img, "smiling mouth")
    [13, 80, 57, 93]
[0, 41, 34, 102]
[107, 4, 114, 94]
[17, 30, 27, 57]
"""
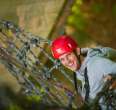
[68, 62, 75, 67]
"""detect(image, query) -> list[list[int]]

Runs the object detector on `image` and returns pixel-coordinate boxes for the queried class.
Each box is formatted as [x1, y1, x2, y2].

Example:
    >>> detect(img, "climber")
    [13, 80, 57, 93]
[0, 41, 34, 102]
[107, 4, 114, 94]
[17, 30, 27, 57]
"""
[50, 35, 116, 109]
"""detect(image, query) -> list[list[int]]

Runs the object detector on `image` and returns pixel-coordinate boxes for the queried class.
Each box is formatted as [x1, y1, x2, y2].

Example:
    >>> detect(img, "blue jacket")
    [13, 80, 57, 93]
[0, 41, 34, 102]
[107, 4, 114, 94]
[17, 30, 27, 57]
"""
[76, 47, 116, 100]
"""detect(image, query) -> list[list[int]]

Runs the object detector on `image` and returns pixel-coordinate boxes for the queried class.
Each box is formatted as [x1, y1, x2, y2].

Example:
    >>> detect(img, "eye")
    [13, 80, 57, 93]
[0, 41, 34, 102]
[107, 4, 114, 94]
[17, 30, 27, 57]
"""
[60, 57, 65, 63]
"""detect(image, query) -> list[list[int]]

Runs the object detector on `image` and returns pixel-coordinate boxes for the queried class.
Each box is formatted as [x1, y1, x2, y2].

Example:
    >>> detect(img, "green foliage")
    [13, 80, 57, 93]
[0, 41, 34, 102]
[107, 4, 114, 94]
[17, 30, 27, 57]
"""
[26, 87, 46, 102]
[71, 0, 83, 15]
[67, 14, 86, 30]
[66, 0, 93, 46]
[73, 30, 91, 46]
[67, 0, 87, 30]
[27, 94, 42, 102]
[71, 4, 81, 15]
[9, 104, 22, 110]
[91, 3, 104, 14]
[75, 0, 83, 5]
[112, 4, 116, 17]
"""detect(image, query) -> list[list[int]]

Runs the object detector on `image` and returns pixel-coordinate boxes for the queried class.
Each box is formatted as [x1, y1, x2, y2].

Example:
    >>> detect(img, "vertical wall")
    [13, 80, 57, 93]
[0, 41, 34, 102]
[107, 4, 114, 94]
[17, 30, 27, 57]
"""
[0, 0, 65, 91]
[0, 0, 65, 37]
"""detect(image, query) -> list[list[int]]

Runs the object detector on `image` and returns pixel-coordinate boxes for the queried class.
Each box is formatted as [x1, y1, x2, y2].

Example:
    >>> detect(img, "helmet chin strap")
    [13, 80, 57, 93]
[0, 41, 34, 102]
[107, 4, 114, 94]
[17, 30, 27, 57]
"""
[76, 47, 87, 67]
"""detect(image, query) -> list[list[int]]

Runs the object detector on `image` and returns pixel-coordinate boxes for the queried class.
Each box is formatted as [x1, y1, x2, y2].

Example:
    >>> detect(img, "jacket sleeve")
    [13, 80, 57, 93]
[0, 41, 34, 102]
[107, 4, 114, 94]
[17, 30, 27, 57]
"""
[100, 47, 116, 60]
[87, 47, 116, 61]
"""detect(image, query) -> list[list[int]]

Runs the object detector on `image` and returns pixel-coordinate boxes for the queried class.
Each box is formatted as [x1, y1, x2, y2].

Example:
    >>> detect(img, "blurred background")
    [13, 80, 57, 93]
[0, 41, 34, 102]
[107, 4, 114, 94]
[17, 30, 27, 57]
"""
[0, 0, 116, 110]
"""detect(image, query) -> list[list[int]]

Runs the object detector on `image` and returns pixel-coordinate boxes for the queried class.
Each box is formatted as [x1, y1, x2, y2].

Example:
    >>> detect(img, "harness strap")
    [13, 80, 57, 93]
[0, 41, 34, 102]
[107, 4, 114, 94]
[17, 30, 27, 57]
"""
[73, 72, 78, 94]
[84, 67, 90, 102]
[73, 67, 90, 102]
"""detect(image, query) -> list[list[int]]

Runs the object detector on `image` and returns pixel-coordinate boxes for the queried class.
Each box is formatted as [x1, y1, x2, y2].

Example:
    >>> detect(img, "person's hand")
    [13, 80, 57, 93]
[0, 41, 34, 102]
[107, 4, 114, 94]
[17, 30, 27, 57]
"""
[104, 75, 116, 90]
[109, 80, 116, 89]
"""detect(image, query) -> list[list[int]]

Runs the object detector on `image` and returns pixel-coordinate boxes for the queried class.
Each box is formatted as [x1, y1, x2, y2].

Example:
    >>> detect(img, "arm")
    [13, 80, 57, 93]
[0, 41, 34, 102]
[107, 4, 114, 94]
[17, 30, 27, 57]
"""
[85, 46, 116, 61]
[97, 57, 116, 89]
[100, 47, 116, 60]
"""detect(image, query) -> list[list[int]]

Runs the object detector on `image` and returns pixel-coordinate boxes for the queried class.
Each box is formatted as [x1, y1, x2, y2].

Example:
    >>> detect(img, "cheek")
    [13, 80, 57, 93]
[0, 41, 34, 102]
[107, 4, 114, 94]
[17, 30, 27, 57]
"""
[73, 56, 79, 64]
[60, 59, 67, 66]
[73, 56, 78, 63]
[61, 61, 66, 66]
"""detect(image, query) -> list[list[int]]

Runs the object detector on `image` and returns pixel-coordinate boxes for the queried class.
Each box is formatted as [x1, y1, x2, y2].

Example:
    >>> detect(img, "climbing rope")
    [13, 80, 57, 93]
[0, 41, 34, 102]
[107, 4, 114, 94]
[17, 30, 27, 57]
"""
[0, 20, 77, 109]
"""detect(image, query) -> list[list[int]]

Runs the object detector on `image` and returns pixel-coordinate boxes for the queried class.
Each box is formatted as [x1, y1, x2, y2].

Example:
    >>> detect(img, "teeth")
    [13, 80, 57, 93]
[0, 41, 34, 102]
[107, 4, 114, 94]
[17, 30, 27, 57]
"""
[69, 63, 73, 66]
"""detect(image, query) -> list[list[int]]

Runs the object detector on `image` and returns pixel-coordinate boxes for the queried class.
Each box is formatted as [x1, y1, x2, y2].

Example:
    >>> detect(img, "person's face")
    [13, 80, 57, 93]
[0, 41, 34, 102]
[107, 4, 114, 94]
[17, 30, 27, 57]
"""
[59, 52, 81, 71]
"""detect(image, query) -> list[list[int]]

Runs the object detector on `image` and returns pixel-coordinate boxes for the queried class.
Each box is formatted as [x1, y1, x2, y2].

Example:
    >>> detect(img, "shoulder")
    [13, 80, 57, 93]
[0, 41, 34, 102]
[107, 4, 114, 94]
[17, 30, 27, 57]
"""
[84, 46, 113, 58]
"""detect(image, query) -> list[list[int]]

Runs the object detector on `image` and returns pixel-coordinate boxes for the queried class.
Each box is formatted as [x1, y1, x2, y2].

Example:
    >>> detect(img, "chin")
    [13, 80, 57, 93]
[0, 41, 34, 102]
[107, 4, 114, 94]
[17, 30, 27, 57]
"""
[66, 65, 78, 71]
[70, 67, 77, 72]
[70, 68, 78, 72]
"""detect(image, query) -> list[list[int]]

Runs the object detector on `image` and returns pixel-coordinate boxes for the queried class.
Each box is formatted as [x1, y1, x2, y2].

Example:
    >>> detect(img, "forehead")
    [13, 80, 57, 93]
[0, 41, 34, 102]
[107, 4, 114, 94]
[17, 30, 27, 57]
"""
[59, 52, 73, 59]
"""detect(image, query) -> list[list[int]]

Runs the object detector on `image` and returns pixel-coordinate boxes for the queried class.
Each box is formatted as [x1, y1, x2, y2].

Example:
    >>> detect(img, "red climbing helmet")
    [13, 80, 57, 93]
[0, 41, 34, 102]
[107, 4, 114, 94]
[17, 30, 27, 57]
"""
[51, 35, 78, 59]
